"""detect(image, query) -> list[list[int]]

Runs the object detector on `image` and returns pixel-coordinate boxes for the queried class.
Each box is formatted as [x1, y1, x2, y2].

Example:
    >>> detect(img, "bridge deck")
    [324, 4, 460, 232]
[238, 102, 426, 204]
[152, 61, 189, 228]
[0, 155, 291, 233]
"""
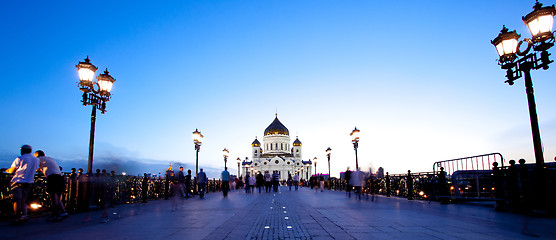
[2, 187, 555, 240]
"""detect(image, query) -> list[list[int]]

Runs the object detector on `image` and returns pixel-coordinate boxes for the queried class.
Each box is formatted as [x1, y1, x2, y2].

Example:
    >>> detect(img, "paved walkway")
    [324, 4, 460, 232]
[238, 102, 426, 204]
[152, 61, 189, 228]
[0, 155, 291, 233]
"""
[2, 187, 556, 240]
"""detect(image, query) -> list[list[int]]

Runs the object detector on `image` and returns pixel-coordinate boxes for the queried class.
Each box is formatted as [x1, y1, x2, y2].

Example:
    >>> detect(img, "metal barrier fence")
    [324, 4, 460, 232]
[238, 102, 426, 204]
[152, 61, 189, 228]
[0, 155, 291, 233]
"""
[432, 153, 505, 200]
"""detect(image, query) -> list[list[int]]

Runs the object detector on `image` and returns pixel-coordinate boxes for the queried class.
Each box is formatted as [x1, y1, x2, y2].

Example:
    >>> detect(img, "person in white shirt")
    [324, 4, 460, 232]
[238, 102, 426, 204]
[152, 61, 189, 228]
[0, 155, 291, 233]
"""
[36, 150, 67, 220]
[5, 145, 40, 223]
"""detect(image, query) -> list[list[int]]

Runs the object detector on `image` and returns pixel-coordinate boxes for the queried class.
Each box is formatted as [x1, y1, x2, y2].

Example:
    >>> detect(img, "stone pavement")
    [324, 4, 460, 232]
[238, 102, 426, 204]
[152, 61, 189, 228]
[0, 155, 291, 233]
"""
[2, 186, 556, 240]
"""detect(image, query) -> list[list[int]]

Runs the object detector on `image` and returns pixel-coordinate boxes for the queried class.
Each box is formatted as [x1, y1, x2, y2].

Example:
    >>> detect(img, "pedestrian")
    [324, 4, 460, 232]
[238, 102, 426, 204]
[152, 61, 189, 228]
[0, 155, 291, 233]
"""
[221, 167, 230, 197]
[272, 171, 280, 192]
[197, 168, 207, 199]
[244, 174, 251, 193]
[287, 174, 293, 191]
[351, 168, 363, 200]
[293, 173, 299, 191]
[345, 168, 352, 198]
[264, 171, 272, 193]
[141, 173, 149, 203]
[177, 167, 186, 198]
[256, 172, 264, 193]
[5, 145, 40, 224]
[35, 150, 68, 221]
[185, 169, 192, 198]
[319, 174, 325, 192]
[68, 168, 78, 213]
[248, 174, 256, 193]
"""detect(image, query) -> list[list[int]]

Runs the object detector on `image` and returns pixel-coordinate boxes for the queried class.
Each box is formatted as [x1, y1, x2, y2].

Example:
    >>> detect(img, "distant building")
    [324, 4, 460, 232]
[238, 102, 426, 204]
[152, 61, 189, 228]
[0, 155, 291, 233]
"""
[241, 115, 312, 180]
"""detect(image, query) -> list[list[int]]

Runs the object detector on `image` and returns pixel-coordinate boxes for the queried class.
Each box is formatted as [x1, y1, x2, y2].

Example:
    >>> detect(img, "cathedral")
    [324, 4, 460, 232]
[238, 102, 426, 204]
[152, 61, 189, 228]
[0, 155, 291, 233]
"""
[241, 115, 312, 180]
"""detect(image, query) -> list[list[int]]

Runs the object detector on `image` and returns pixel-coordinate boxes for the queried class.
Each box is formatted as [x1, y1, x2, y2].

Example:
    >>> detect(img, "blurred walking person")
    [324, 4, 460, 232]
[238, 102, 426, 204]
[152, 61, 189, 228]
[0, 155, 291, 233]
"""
[197, 168, 207, 199]
[185, 169, 192, 198]
[293, 173, 299, 191]
[221, 167, 230, 197]
[177, 167, 186, 198]
[264, 172, 272, 193]
[248, 174, 256, 193]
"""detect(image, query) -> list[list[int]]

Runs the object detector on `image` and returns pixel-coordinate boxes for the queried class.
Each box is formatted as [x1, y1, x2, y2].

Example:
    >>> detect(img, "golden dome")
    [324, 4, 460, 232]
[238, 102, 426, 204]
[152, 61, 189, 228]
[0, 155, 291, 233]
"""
[264, 116, 289, 136]
[293, 137, 302, 146]
[252, 138, 261, 147]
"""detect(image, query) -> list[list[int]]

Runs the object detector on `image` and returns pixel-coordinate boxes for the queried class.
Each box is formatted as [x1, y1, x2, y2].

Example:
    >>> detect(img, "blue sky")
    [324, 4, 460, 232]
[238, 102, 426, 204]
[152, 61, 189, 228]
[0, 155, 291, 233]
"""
[1, 0, 555, 177]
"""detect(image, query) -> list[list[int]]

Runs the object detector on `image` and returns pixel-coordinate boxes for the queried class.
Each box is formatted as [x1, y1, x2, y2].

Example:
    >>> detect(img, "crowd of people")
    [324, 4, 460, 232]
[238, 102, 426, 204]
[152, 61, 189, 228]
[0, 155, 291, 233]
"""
[3, 144, 375, 226]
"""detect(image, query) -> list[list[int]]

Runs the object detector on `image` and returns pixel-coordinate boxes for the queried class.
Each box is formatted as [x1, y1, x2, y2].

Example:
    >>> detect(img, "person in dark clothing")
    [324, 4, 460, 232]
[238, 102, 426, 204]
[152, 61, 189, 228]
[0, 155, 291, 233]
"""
[256, 172, 264, 193]
[272, 171, 280, 192]
[142, 173, 149, 203]
[185, 169, 192, 198]
[345, 168, 352, 198]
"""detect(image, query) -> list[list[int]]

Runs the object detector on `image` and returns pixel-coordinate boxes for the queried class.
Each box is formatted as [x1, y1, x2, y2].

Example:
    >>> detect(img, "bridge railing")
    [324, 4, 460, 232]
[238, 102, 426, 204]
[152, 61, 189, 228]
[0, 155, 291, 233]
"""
[0, 172, 223, 220]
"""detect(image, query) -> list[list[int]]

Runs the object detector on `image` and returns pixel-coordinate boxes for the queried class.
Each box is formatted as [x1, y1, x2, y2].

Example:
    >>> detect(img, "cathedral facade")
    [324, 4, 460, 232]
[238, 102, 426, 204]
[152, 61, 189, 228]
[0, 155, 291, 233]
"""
[241, 115, 312, 180]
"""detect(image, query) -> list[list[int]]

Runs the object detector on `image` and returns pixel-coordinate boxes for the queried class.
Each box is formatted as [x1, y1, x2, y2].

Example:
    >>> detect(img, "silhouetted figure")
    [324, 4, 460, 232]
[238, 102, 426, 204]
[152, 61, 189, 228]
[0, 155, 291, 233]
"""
[68, 168, 78, 212]
[492, 163, 506, 211]
[256, 172, 264, 193]
[185, 169, 192, 198]
[142, 173, 149, 203]
[319, 175, 325, 192]
[345, 168, 352, 198]
[407, 170, 414, 200]
[507, 160, 521, 212]
[386, 172, 391, 197]
[518, 159, 531, 209]
[437, 167, 449, 204]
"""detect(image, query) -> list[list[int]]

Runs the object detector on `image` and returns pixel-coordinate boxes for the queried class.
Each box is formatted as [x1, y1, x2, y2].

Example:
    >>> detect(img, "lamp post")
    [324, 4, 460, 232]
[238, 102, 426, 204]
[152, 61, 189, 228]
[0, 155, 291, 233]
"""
[313, 157, 318, 176]
[491, 1, 555, 168]
[237, 157, 241, 177]
[76, 57, 116, 175]
[350, 127, 360, 170]
[326, 147, 332, 177]
[192, 129, 203, 193]
[222, 148, 229, 169]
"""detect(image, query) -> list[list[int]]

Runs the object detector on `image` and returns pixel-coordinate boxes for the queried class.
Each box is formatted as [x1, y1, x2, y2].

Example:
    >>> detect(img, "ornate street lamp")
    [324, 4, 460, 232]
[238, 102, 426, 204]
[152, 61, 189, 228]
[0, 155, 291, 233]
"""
[306, 163, 310, 179]
[350, 127, 360, 170]
[491, 1, 555, 168]
[222, 148, 229, 169]
[192, 129, 203, 193]
[236, 157, 241, 177]
[76, 56, 116, 175]
[313, 157, 318, 176]
[326, 147, 332, 178]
